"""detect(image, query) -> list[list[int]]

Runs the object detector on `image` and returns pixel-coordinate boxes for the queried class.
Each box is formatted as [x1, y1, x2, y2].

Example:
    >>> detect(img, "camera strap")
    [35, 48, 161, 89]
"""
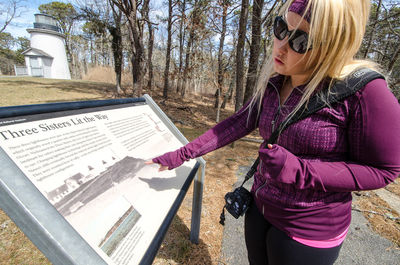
[239, 68, 384, 187]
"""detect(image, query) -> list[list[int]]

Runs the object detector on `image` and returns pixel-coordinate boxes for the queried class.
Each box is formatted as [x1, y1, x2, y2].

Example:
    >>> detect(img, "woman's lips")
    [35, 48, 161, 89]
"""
[274, 57, 284, 65]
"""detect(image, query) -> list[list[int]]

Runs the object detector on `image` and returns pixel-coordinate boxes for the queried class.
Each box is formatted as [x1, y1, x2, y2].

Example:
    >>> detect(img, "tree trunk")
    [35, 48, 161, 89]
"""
[221, 73, 235, 109]
[111, 26, 123, 94]
[235, 0, 249, 111]
[138, 0, 154, 90]
[216, 83, 221, 122]
[142, 0, 154, 91]
[215, 0, 228, 109]
[127, 14, 145, 96]
[388, 44, 400, 72]
[363, 0, 382, 58]
[182, 17, 195, 98]
[177, 0, 186, 94]
[64, 34, 74, 78]
[163, 0, 174, 99]
[243, 0, 263, 104]
[111, 0, 145, 96]
[109, 4, 123, 95]
[147, 27, 154, 90]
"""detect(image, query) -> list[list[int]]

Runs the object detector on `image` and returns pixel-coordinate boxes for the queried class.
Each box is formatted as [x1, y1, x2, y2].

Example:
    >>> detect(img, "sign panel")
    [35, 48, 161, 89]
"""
[0, 97, 202, 265]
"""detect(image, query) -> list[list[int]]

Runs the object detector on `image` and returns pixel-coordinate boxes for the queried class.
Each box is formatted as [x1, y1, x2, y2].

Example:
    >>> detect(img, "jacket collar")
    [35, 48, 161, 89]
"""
[268, 74, 329, 97]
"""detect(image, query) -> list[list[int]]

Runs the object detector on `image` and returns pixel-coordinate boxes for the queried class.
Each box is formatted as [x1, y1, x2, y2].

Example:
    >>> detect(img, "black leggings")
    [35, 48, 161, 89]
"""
[244, 204, 342, 265]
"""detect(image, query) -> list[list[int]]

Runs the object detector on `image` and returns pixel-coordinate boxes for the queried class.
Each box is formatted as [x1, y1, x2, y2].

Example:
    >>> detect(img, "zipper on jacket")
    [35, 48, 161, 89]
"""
[271, 106, 280, 133]
[270, 79, 297, 138]
[255, 79, 298, 202]
[255, 160, 268, 199]
[255, 181, 267, 199]
[271, 83, 282, 133]
[255, 81, 281, 199]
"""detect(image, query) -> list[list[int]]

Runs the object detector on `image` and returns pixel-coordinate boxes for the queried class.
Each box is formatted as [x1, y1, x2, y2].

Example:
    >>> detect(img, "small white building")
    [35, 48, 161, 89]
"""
[18, 14, 71, 79]
[21, 47, 54, 78]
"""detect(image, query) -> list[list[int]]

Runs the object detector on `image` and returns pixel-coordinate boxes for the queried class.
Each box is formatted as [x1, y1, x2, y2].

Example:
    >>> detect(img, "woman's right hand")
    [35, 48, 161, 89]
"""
[145, 160, 169, 172]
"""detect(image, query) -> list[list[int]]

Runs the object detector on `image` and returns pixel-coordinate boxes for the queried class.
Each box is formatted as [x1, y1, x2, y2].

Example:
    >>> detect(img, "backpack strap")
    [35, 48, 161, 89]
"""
[241, 68, 384, 185]
[286, 68, 384, 127]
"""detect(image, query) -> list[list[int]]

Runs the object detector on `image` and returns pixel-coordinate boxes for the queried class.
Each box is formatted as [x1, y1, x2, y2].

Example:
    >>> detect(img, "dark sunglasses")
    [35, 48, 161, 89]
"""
[273, 16, 311, 54]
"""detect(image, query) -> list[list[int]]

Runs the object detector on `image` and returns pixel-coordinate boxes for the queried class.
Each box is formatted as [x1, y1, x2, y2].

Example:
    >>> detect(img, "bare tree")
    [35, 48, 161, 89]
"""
[163, 0, 176, 98]
[79, 0, 124, 94]
[221, 40, 237, 109]
[181, 0, 204, 97]
[213, 0, 235, 121]
[243, 0, 281, 105]
[0, 0, 26, 34]
[363, 0, 383, 58]
[140, 0, 155, 91]
[109, 1, 123, 94]
[235, 0, 249, 111]
[176, 0, 187, 94]
[358, 1, 400, 95]
[111, 0, 146, 96]
[388, 45, 400, 73]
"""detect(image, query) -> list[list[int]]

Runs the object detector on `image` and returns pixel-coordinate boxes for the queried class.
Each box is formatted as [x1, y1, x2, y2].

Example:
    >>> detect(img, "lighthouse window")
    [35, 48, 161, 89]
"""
[35, 14, 58, 27]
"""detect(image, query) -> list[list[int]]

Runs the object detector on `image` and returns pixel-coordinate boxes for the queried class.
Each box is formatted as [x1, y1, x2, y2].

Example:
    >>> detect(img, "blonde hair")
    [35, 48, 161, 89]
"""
[250, 0, 380, 118]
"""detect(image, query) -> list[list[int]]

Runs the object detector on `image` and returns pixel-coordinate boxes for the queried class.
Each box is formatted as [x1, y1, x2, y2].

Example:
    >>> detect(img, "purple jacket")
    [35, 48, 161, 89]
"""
[154, 75, 400, 240]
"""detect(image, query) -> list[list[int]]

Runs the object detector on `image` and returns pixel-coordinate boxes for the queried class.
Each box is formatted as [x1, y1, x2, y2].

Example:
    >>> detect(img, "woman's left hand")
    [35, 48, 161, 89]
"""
[259, 144, 289, 181]
[259, 144, 317, 189]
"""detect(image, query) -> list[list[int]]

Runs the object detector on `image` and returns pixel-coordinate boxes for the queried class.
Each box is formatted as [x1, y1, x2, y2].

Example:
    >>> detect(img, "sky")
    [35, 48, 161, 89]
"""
[1, 0, 165, 39]
[0, 0, 72, 38]
[2, 0, 399, 39]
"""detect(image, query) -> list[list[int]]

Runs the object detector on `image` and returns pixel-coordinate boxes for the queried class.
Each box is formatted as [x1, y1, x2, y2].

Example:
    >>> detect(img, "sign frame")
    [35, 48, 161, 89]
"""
[0, 95, 206, 265]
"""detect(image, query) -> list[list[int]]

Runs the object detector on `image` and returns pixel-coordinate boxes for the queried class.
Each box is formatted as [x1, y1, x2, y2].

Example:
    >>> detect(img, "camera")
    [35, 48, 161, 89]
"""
[223, 186, 253, 219]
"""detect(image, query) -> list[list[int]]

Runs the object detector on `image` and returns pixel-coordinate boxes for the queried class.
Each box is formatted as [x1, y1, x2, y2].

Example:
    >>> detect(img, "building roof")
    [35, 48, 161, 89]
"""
[22, 47, 53, 58]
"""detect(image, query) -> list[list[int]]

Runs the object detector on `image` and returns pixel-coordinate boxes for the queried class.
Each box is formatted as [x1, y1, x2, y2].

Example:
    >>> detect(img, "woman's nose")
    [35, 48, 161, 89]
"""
[276, 38, 289, 52]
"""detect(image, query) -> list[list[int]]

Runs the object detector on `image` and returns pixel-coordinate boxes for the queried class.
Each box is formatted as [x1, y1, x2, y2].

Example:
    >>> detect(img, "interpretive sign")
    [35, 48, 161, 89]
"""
[0, 95, 205, 265]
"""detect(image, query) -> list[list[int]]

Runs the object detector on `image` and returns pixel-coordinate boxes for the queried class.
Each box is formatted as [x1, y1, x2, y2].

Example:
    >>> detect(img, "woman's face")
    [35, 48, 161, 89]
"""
[273, 11, 314, 86]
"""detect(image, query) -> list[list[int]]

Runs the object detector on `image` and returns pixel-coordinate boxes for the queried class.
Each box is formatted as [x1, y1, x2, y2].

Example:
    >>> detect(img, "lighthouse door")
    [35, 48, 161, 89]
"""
[42, 58, 52, 78]
[30, 57, 43, 77]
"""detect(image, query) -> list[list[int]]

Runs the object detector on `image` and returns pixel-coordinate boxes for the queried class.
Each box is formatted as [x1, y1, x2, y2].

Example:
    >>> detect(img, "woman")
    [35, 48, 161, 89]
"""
[148, 0, 400, 264]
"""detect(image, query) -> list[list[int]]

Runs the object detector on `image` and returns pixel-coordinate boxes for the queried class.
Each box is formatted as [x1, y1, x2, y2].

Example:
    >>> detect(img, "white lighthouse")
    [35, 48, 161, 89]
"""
[22, 14, 71, 79]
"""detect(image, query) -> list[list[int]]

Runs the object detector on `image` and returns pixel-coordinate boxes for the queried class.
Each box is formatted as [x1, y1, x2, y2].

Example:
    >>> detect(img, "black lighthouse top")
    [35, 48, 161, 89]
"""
[33, 14, 60, 32]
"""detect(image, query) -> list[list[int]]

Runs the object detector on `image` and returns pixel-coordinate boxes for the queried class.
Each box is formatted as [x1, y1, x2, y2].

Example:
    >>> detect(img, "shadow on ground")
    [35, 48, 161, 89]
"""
[155, 215, 213, 264]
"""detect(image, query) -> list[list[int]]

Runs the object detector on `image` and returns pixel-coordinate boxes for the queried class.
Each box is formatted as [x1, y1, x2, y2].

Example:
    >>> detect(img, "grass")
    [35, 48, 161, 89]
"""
[0, 214, 50, 265]
[0, 76, 115, 107]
